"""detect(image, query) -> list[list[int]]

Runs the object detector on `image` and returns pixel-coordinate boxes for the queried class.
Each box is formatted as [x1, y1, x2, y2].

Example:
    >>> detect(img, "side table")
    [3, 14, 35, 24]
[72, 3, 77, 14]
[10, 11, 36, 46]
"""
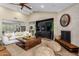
[0, 46, 11, 56]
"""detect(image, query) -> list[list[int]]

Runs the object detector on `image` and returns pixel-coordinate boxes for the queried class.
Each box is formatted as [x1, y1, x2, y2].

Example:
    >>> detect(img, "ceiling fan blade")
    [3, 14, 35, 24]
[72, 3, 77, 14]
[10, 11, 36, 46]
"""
[10, 3, 32, 10]
[10, 3, 19, 5]
[21, 6, 24, 10]
[24, 4, 32, 10]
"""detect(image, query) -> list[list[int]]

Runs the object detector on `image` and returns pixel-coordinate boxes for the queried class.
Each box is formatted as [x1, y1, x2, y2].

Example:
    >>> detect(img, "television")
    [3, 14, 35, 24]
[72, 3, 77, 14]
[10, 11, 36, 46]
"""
[61, 31, 71, 43]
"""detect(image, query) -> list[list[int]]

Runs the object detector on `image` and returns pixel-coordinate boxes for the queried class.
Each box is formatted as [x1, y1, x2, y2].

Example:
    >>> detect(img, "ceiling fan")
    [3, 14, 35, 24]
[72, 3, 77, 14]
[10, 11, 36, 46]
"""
[11, 3, 32, 10]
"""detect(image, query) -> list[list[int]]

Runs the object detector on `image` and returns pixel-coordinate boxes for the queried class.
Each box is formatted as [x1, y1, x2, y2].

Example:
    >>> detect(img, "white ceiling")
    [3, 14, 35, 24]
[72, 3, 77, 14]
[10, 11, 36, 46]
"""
[30, 3, 74, 12]
[0, 3, 74, 15]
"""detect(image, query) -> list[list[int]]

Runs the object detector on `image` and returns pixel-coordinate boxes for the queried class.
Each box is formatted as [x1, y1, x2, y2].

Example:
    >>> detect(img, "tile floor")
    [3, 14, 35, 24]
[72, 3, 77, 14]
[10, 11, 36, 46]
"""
[5, 38, 78, 56]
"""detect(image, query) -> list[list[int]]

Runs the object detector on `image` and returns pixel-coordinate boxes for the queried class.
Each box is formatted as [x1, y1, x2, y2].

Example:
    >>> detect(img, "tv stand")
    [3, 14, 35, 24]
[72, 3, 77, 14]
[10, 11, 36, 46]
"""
[55, 39, 78, 53]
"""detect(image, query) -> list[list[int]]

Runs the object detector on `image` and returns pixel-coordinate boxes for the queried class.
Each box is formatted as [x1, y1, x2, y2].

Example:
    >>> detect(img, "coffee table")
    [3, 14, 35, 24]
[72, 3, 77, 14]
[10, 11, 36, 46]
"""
[16, 37, 41, 50]
[0, 46, 11, 56]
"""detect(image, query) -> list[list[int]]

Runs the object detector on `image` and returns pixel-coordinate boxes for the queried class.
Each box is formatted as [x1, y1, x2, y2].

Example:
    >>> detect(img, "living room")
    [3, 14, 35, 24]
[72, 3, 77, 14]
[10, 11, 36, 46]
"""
[0, 3, 79, 56]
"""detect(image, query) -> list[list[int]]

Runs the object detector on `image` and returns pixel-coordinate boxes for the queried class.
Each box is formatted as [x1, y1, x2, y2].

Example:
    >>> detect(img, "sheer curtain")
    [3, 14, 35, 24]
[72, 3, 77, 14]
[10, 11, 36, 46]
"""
[2, 21, 26, 33]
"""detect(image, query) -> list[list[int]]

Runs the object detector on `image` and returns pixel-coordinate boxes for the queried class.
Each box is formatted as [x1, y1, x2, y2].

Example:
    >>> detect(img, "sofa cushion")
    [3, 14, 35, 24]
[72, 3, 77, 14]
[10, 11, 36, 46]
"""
[15, 32, 24, 38]
[4, 33, 13, 39]
[4, 33, 15, 40]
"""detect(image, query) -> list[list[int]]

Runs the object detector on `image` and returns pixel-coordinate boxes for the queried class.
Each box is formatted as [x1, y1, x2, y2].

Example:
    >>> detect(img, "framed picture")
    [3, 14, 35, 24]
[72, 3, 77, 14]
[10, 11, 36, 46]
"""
[60, 14, 70, 27]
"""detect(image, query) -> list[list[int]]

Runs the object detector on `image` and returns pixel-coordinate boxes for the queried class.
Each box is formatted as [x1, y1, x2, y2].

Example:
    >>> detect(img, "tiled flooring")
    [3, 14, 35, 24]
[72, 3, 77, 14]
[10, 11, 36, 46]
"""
[5, 44, 34, 56]
[5, 38, 77, 56]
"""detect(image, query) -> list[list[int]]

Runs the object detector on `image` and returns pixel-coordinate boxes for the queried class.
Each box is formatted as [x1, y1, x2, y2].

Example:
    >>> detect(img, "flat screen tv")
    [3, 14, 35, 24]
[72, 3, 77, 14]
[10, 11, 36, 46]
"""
[61, 31, 71, 43]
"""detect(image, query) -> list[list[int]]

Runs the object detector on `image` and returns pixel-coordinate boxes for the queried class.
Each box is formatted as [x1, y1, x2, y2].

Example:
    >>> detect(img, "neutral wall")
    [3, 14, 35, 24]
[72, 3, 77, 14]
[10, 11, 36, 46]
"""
[29, 12, 57, 21]
[55, 4, 79, 46]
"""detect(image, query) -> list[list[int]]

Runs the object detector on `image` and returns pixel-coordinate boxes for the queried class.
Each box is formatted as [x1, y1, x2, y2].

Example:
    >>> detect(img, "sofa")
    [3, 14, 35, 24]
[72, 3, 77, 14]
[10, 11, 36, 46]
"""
[2, 31, 32, 45]
[2, 32, 19, 45]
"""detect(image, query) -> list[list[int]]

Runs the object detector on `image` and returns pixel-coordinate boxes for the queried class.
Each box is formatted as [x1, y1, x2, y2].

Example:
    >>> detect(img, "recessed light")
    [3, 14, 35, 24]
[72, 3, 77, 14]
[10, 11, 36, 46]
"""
[40, 5, 44, 8]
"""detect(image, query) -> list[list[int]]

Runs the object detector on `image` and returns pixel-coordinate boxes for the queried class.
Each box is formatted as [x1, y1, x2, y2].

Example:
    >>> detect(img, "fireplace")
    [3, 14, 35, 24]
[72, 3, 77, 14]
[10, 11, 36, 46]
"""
[61, 31, 71, 43]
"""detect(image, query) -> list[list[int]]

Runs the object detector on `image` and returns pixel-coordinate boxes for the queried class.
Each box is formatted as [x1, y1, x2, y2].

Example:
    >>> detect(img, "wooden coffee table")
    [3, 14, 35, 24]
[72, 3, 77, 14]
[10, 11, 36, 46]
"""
[16, 37, 41, 50]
